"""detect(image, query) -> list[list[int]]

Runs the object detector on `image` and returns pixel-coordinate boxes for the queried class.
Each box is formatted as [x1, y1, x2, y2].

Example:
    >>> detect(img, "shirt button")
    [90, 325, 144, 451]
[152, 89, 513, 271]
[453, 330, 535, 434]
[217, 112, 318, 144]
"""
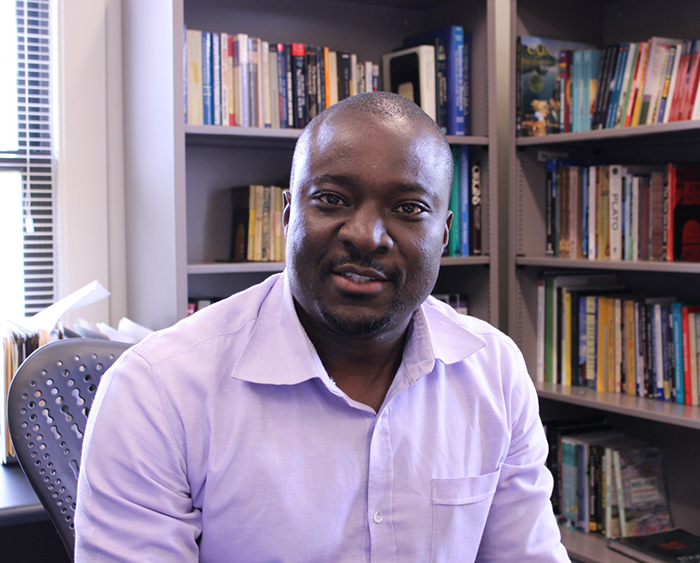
[373, 510, 384, 524]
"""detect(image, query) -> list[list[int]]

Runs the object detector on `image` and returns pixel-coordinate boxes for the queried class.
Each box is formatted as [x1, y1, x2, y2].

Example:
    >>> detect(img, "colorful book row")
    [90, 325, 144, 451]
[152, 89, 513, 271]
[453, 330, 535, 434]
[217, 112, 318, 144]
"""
[184, 29, 379, 129]
[230, 185, 286, 263]
[517, 35, 700, 137]
[445, 146, 482, 257]
[546, 161, 700, 263]
[544, 418, 672, 539]
[537, 272, 700, 406]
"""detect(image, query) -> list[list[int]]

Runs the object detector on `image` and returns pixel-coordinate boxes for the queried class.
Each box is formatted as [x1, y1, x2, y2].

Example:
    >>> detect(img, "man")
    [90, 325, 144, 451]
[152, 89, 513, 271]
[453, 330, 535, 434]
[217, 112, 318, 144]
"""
[75, 92, 570, 562]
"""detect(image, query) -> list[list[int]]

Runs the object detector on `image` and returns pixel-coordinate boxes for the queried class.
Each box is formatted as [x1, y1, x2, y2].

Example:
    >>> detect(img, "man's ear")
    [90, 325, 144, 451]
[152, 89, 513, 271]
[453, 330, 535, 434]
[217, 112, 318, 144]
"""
[283, 190, 292, 235]
[442, 211, 453, 247]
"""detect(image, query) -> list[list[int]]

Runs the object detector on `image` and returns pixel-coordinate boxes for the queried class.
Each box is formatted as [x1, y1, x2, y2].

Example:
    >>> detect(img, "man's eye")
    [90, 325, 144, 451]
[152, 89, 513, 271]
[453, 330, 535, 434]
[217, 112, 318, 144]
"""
[396, 202, 426, 215]
[317, 193, 346, 206]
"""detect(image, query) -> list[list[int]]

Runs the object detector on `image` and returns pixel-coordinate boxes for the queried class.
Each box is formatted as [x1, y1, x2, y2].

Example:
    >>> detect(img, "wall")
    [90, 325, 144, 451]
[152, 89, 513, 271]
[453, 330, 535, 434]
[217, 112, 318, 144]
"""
[55, 0, 126, 329]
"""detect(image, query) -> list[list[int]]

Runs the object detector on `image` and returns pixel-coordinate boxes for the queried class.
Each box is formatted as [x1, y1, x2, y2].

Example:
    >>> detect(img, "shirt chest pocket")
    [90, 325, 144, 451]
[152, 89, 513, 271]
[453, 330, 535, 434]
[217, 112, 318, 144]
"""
[430, 470, 500, 563]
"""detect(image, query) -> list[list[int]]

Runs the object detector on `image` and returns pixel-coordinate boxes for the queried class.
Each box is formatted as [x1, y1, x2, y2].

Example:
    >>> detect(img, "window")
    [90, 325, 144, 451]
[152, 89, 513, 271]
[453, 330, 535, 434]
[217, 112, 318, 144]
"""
[0, 0, 56, 320]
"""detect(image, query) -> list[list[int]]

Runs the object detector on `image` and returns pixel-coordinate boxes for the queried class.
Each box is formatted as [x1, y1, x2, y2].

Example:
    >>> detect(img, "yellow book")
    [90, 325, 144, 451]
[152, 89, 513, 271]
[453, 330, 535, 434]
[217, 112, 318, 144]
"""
[624, 299, 637, 395]
[630, 39, 651, 126]
[563, 290, 573, 386]
[586, 295, 599, 388]
[246, 185, 256, 261]
[597, 297, 610, 392]
[186, 29, 203, 125]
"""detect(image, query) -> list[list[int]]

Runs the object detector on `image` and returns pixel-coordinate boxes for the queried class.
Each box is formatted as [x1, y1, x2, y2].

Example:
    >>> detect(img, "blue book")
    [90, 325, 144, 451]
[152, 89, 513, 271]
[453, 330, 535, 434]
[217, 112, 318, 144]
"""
[459, 146, 470, 256]
[572, 50, 583, 132]
[404, 26, 465, 135]
[463, 32, 471, 135]
[276, 43, 289, 128]
[202, 32, 213, 125]
[585, 49, 602, 131]
[605, 44, 629, 129]
[212, 32, 222, 126]
[671, 302, 684, 404]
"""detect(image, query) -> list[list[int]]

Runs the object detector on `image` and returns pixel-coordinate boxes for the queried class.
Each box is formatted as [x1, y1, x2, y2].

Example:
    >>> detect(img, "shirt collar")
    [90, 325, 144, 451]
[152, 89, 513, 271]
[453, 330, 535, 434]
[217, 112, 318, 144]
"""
[230, 272, 486, 386]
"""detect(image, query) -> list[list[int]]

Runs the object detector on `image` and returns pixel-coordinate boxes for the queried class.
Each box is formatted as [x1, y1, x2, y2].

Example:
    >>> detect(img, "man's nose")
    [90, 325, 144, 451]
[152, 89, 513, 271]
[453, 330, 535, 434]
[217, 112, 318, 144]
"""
[337, 206, 394, 254]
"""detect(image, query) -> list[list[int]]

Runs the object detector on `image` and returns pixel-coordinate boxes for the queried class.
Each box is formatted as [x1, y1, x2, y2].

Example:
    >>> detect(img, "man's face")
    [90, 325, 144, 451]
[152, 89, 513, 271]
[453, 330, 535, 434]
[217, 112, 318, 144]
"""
[284, 111, 452, 338]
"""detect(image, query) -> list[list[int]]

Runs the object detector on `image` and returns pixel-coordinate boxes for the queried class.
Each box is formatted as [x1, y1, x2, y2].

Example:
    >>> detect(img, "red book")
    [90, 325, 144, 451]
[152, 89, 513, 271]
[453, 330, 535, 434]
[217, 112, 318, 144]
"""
[682, 306, 700, 405]
[670, 164, 700, 261]
[681, 40, 700, 120]
[669, 41, 691, 122]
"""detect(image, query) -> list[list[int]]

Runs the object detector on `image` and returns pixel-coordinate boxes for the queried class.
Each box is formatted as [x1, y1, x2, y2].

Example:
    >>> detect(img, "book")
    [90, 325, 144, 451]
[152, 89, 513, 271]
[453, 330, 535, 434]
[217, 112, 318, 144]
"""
[459, 146, 470, 256]
[447, 146, 461, 256]
[185, 29, 203, 125]
[230, 186, 251, 262]
[232, 33, 250, 127]
[403, 26, 466, 135]
[516, 36, 594, 136]
[470, 159, 482, 255]
[639, 38, 682, 125]
[608, 528, 700, 563]
[668, 164, 700, 261]
[212, 32, 222, 126]
[615, 445, 673, 538]
[383, 45, 437, 120]
[290, 43, 307, 128]
[202, 32, 214, 125]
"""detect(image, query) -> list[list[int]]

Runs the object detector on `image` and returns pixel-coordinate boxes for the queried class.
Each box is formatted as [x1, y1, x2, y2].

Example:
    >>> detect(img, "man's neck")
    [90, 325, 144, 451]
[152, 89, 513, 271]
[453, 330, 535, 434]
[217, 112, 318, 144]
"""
[295, 306, 411, 412]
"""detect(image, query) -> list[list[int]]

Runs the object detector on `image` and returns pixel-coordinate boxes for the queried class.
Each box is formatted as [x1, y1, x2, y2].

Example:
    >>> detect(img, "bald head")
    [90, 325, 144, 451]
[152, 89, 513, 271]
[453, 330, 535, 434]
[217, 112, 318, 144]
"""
[290, 92, 453, 195]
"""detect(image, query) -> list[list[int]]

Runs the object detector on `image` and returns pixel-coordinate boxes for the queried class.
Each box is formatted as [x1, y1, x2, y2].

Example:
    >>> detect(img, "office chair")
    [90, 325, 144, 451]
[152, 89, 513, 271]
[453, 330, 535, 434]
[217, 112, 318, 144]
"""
[7, 338, 131, 560]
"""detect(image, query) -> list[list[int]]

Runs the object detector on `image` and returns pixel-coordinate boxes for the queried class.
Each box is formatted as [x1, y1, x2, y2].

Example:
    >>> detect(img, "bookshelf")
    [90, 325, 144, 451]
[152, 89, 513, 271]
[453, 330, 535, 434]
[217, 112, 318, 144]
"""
[121, 0, 501, 331]
[508, 0, 700, 561]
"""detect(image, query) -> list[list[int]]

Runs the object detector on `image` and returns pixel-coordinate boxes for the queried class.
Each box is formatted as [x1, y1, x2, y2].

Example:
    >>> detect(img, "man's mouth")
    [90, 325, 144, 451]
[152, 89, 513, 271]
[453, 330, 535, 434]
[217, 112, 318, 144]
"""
[342, 272, 377, 283]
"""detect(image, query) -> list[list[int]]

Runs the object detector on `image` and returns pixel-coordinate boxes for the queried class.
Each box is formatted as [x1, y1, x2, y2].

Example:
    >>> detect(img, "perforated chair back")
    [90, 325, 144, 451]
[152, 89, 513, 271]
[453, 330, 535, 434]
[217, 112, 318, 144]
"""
[7, 338, 130, 560]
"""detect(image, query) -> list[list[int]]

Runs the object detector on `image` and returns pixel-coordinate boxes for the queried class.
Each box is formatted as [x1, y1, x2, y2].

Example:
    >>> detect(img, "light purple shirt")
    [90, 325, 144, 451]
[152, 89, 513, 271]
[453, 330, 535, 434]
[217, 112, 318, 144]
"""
[75, 272, 570, 563]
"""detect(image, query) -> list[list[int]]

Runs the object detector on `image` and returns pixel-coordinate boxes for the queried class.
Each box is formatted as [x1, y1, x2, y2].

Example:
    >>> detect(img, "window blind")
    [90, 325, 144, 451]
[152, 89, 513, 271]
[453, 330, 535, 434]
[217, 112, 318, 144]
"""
[1, 0, 56, 317]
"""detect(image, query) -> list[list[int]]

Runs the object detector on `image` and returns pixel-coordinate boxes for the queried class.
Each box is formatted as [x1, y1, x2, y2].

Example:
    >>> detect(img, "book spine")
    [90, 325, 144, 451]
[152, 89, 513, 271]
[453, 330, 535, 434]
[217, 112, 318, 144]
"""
[609, 165, 623, 260]
[227, 34, 235, 126]
[459, 146, 470, 256]
[434, 37, 448, 134]
[654, 45, 677, 123]
[305, 45, 318, 123]
[202, 32, 213, 125]
[261, 41, 272, 128]
[624, 42, 646, 127]
[276, 44, 289, 128]
[268, 44, 280, 129]
[546, 159, 556, 255]
[447, 147, 461, 256]
[615, 43, 637, 127]
[291, 43, 307, 128]
[470, 159, 482, 255]
[592, 44, 615, 130]
[337, 52, 351, 101]
[516, 37, 522, 136]
[668, 40, 690, 122]
[463, 31, 471, 135]
[681, 305, 691, 405]
[662, 43, 683, 123]
[630, 40, 651, 126]
[186, 29, 203, 126]
[447, 27, 465, 135]
[212, 33, 221, 126]
[606, 44, 628, 129]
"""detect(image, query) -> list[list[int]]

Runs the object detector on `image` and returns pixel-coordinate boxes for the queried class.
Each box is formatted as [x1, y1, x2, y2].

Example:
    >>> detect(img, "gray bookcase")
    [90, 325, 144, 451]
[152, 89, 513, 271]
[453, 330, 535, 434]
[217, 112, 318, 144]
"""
[507, 1, 700, 561]
[121, 0, 501, 332]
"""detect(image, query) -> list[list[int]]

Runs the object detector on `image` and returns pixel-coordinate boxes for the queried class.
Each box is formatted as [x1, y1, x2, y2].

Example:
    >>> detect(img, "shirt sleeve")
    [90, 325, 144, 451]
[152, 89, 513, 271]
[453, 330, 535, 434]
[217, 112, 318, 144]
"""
[476, 345, 571, 563]
[74, 349, 202, 562]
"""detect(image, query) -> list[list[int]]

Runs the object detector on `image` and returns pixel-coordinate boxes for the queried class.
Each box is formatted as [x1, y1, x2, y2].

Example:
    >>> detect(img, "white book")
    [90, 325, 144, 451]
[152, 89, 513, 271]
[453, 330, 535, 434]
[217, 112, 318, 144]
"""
[364, 61, 373, 93]
[220, 33, 230, 127]
[641, 37, 681, 125]
[232, 33, 249, 127]
[588, 165, 597, 259]
[609, 164, 623, 261]
[650, 46, 670, 124]
[631, 175, 640, 261]
[185, 29, 203, 125]
[261, 41, 271, 128]
[693, 70, 700, 120]
[383, 45, 436, 120]
[328, 50, 339, 106]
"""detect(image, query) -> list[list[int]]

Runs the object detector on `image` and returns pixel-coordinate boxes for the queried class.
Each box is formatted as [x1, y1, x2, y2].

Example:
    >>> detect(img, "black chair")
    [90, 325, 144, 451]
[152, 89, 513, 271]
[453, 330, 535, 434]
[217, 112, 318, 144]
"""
[7, 338, 131, 560]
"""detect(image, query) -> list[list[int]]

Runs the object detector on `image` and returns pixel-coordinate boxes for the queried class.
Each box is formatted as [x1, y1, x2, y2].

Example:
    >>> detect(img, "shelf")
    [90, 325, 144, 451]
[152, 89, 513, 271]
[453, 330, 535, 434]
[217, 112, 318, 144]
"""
[535, 382, 700, 432]
[559, 525, 634, 563]
[0, 463, 46, 527]
[188, 256, 490, 275]
[184, 125, 488, 147]
[515, 256, 700, 274]
[188, 262, 285, 275]
[440, 255, 490, 266]
[516, 119, 700, 147]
